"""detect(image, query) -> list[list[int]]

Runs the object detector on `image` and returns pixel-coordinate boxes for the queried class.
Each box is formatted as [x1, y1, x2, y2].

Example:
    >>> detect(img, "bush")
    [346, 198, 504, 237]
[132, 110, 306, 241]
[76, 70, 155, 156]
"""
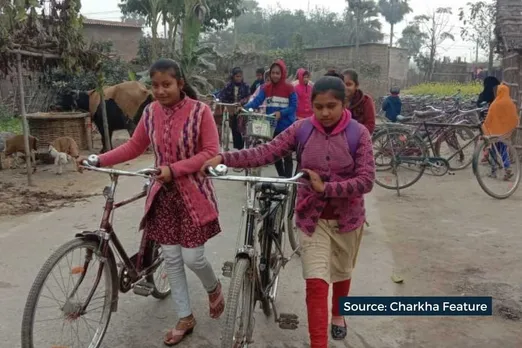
[403, 82, 482, 97]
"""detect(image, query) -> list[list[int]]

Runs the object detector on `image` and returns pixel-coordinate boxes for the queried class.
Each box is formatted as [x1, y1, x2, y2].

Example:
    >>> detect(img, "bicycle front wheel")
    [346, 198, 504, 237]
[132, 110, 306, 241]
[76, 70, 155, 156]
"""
[472, 139, 521, 199]
[21, 238, 116, 348]
[221, 257, 254, 348]
[285, 185, 300, 256]
[434, 127, 477, 171]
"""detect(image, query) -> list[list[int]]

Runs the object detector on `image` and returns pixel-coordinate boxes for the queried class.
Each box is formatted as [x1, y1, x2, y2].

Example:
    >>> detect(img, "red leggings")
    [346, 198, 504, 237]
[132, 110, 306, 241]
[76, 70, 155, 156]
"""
[306, 278, 352, 348]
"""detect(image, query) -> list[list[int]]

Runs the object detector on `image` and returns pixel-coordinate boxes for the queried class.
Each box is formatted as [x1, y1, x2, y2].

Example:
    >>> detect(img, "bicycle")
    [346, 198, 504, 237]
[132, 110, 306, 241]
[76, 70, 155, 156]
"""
[21, 155, 171, 348]
[214, 99, 239, 152]
[206, 164, 304, 347]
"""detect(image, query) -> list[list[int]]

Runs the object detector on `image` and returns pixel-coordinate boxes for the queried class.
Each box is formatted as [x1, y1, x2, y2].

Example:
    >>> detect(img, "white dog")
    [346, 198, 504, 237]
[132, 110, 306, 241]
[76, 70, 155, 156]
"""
[48, 145, 70, 175]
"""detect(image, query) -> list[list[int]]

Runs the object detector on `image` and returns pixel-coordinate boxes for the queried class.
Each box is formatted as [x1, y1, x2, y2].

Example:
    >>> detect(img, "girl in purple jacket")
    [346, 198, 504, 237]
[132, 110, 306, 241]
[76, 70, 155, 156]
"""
[203, 76, 375, 348]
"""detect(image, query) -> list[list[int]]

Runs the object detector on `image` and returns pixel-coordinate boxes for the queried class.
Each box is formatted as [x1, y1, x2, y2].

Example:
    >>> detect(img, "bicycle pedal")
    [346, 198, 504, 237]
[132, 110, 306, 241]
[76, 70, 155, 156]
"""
[278, 313, 299, 330]
[133, 282, 154, 297]
[222, 261, 234, 278]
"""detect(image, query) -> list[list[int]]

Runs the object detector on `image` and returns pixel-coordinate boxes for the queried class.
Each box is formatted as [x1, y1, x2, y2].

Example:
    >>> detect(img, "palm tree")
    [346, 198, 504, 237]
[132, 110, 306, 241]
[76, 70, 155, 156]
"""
[378, 0, 412, 48]
[346, 0, 381, 63]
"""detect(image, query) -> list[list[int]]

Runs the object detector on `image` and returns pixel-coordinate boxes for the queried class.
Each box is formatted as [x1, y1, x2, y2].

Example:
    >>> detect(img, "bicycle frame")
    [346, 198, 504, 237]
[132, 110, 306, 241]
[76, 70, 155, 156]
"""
[74, 164, 162, 313]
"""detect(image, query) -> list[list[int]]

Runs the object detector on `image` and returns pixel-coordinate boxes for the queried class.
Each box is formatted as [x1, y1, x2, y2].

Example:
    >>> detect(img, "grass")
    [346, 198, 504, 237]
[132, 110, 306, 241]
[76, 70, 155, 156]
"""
[0, 117, 23, 134]
[403, 82, 482, 98]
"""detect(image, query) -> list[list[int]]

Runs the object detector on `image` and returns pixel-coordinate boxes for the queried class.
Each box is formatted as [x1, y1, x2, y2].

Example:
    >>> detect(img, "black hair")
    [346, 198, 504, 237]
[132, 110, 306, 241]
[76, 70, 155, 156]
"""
[390, 86, 400, 94]
[324, 70, 344, 80]
[256, 68, 265, 75]
[342, 69, 359, 85]
[149, 58, 198, 100]
[311, 76, 346, 102]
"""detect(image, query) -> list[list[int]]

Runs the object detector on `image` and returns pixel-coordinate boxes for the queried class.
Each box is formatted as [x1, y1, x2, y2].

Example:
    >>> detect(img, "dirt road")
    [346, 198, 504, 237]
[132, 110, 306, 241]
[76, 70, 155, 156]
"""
[0, 152, 521, 347]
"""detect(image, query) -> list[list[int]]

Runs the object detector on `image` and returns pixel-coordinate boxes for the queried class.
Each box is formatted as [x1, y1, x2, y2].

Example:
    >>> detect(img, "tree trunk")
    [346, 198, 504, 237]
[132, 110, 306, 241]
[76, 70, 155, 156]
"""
[387, 23, 394, 91]
[97, 73, 111, 153]
[16, 52, 33, 186]
[487, 40, 494, 75]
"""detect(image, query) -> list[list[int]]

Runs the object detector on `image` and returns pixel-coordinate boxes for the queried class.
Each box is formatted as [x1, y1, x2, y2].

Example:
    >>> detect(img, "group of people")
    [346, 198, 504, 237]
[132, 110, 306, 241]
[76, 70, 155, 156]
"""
[214, 61, 377, 178]
[75, 54, 519, 348]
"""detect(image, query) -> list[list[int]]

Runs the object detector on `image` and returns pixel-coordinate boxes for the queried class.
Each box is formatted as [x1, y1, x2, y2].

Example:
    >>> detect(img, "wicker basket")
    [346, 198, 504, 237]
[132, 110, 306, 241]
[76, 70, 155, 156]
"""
[26, 112, 92, 151]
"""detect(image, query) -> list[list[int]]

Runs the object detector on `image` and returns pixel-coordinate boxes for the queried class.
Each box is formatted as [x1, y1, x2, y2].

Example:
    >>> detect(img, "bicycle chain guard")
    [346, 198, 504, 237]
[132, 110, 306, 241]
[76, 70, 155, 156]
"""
[427, 157, 453, 176]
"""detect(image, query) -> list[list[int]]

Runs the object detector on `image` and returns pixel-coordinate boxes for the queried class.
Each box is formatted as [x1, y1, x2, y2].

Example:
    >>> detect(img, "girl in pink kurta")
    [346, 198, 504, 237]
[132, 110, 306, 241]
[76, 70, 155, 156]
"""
[78, 59, 224, 346]
[204, 76, 376, 348]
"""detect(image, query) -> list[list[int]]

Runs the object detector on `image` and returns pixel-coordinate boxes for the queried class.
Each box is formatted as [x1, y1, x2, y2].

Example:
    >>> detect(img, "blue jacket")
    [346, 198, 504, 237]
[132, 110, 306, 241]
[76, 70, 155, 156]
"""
[382, 95, 402, 122]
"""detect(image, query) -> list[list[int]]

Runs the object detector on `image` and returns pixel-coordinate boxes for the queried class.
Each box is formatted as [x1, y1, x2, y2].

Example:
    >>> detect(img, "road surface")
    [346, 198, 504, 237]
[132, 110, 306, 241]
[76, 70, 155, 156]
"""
[1, 156, 521, 347]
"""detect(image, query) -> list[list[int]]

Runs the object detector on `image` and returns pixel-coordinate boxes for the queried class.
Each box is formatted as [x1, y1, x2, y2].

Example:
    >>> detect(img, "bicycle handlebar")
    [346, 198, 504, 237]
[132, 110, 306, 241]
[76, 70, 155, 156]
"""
[205, 164, 306, 184]
[238, 108, 277, 119]
[80, 155, 160, 178]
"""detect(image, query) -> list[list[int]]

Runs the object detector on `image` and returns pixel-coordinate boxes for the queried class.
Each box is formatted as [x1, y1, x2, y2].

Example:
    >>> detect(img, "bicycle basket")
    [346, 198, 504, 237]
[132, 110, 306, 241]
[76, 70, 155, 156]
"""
[239, 113, 277, 140]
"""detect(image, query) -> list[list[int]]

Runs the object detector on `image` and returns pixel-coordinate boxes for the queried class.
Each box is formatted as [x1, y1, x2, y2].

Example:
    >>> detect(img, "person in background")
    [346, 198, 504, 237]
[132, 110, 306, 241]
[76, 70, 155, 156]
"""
[248, 69, 270, 113]
[202, 76, 375, 348]
[482, 83, 519, 180]
[477, 76, 500, 119]
[243, 59, 297, 178]
[77, 58, 224, 346]
[294, 68, 314, 120]
[217, 67, 251, 150]
[477, 76, 501, 163]
[381, 86, 402, 122]
[342, 69, 376, 134]
[250, 67, 266, 95]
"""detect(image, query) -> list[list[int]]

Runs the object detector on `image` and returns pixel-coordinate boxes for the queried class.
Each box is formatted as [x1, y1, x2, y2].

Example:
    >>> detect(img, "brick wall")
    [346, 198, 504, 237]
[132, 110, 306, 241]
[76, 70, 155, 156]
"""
[82, 19, 143, 62]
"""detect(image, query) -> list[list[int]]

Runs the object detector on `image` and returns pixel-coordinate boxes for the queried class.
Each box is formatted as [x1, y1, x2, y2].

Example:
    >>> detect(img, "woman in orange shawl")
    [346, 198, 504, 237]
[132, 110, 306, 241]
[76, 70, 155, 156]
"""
[482, 83, 519, 179]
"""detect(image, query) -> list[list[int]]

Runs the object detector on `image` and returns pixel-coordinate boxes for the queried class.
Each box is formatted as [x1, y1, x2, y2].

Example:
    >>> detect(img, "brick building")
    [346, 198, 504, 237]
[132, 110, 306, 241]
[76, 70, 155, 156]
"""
[303, 43, 409, 98]
[82, 18, 143, 61]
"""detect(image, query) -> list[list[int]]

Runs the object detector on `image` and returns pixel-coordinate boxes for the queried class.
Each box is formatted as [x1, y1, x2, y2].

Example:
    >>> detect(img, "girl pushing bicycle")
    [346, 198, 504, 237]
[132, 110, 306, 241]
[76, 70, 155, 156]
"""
[77, 58, 224, 346]
[204, 76, 376, 348]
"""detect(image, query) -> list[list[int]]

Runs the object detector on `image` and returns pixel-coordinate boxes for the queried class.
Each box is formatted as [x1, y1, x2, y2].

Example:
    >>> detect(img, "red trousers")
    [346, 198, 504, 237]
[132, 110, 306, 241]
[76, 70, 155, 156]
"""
[306, 278, 352, 348]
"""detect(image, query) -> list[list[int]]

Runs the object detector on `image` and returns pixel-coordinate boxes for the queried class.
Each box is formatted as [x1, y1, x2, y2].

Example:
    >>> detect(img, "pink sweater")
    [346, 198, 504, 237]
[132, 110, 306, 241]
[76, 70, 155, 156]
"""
[221, 111, 375, 235]
[99, 98, 220, 227]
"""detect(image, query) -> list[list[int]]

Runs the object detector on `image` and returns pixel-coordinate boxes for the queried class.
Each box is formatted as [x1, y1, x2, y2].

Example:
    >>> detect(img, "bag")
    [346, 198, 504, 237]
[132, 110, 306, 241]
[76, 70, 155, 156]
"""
[295, 118, 362, 165]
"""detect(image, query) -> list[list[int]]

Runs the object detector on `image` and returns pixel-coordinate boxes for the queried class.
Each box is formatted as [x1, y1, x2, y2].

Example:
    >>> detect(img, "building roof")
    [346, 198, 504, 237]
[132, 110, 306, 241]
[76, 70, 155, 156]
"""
[303, 42, 406, 51]
[496, 0, 522, 52]
[82, 18, 143, 29]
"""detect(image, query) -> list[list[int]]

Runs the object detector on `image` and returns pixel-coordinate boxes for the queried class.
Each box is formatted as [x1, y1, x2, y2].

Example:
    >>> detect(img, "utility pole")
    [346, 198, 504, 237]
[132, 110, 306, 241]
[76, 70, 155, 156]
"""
[475, 39, 479, 63]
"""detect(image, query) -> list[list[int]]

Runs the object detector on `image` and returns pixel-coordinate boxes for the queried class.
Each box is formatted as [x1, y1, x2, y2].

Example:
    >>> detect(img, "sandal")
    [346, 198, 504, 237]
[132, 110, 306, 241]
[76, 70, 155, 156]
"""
[209, 281, 225, 319]
[331, 317, 347, 340]
[164, 316, 196, 346]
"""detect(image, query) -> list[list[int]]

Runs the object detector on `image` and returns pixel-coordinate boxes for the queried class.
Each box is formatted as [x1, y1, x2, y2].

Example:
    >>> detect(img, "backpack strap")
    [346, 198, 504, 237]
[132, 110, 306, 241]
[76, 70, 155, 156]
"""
[295, 118, 314, 165]
[345, 118, 362, 160]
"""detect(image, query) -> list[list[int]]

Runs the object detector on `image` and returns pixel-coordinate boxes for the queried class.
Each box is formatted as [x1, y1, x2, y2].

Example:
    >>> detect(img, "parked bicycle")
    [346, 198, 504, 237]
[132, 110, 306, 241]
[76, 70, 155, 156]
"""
[213, 98, 239, 151]
[206, 164, 304, 347]
[21, 155, 171, 348]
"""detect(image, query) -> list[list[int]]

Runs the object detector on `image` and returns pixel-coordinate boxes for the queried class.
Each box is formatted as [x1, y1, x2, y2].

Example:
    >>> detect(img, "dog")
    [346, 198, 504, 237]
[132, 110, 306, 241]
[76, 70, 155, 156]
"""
[48, 145, 71, 175]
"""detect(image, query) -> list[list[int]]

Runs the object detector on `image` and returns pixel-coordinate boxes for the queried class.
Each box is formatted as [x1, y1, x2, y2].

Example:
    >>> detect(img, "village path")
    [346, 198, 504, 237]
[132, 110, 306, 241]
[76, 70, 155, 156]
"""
[0, 152, 521, 348]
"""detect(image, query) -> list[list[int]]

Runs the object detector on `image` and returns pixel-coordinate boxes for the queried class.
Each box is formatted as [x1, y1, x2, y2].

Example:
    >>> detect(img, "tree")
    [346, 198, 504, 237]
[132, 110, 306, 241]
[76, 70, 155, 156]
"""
[458, 1, 496, 72]
[378, 0, 412, 48]
[346, 0, 381, 63]
[397, 23, 428, 59]
[411, 7, 455, 80]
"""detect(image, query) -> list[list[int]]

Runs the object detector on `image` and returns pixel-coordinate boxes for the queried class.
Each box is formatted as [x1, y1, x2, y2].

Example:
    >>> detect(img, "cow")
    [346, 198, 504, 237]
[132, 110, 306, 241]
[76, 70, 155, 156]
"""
[54, 81, 154, 153]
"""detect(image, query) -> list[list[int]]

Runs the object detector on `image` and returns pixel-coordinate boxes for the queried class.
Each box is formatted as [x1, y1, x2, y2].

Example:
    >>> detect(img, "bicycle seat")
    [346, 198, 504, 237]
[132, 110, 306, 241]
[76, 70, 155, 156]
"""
[413, 110, 441, 118]
[255, 182, 289, 195]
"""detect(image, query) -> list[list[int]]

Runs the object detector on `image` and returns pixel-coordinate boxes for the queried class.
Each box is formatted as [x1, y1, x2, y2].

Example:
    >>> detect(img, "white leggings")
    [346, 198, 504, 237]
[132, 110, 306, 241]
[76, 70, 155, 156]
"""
[161, 244, 219, 318]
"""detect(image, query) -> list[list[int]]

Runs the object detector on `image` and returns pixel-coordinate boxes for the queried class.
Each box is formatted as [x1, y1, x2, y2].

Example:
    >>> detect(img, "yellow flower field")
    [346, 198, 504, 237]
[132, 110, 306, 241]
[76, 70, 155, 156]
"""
[403, 82, 482, 97]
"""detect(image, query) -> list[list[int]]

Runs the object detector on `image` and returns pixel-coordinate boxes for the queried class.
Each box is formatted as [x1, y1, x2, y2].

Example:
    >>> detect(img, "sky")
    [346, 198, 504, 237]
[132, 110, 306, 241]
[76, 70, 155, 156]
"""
[80, 0, 487, 63]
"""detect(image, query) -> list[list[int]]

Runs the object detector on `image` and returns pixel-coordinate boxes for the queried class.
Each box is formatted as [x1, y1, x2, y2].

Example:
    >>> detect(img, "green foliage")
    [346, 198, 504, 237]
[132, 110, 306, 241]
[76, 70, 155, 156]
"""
[458, 1, 495, 51]
[0, 110, 22, 133]
[398, 23, 428, 58]
[404, 82, 482, 97]
[40, 42, 133, 94]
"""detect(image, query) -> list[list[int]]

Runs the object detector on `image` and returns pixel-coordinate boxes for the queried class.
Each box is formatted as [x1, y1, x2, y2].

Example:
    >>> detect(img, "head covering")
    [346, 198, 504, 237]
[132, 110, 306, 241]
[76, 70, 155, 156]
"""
[230, 67, 243, 86]
[263, 59, 293, 97]
[482, 84, 519, 136]
[480, 76, 500, 104]
[296, 68, 309, 85]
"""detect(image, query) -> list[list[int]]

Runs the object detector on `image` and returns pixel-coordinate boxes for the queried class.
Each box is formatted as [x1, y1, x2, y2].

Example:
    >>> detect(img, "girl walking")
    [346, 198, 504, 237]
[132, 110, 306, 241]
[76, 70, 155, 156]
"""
[243, 59, 297, 177]
[203, 76, 376, 347]
[342, 69, 376, 134]
[217, 67, 251, 150]
[77, 58, 224, 346]
[294, 68, 314, 120]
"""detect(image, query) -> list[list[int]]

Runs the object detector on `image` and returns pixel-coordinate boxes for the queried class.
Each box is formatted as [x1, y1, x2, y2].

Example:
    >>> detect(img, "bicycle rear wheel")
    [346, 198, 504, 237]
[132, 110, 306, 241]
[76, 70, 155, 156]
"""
[221, 258, 254, 348]
[434, 127, 477, 171]
[21, 238, 116, 348]
[373, 129, 427, 190]
[472, 139, 521, 199]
